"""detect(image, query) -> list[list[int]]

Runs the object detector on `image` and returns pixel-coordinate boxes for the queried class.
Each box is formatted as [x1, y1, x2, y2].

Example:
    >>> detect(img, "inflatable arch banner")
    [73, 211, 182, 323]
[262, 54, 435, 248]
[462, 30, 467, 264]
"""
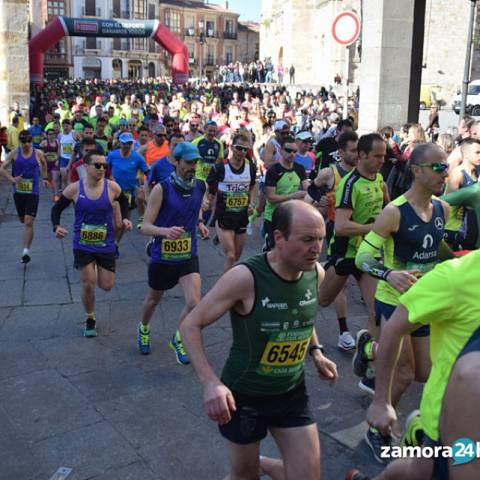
[29, 17, 189, 85]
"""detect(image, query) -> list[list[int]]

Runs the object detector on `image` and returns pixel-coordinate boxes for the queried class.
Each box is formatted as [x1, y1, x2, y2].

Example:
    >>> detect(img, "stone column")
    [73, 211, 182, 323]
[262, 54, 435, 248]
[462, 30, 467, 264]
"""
[358, 1, 415, 132]
[0, 0, 30, 126]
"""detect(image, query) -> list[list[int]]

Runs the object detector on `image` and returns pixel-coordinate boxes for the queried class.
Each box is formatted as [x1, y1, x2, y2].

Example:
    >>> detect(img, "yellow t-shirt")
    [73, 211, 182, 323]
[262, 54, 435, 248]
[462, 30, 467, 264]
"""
[400, 250, 480, 441]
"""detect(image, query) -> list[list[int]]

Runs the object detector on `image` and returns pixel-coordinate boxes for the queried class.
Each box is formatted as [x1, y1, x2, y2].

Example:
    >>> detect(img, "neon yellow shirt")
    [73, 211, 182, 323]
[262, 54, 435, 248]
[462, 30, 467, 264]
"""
[400, 250, 480, 441]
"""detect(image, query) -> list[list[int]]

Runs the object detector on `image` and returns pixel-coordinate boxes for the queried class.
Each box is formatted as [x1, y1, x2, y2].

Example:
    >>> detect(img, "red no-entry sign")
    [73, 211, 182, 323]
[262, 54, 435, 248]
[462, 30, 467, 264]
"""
[332, 11, 360, 46]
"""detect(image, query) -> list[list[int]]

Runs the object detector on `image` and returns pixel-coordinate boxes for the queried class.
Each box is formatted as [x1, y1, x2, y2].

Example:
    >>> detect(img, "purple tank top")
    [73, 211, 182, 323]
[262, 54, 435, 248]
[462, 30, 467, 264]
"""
[150, 179, 204, 264]
[12, 148, 40, 195]
[73, 179, 115, 253]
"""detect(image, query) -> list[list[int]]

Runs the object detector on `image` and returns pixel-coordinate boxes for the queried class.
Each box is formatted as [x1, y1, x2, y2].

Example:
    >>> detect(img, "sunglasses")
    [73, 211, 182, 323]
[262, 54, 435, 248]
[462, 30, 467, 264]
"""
[91, 162, 108, 170]
[234, 145, 249, 153]
[20, 138, 33, 143]
[283, 147, 297, 154]
[417, 162, 449, 173]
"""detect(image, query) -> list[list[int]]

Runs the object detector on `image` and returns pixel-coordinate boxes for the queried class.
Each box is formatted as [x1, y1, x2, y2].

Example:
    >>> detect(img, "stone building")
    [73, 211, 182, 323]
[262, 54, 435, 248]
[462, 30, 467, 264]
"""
[260, 0, 477, 105]
[237, 21, 260, 64]
[158, 0, 240, 78]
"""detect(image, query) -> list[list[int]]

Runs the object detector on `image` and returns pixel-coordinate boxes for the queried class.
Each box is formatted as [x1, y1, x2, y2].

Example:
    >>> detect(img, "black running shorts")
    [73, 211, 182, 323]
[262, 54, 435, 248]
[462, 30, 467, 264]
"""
[14, 193, 39, 219]
[73, 249, 116, 273]
[218, 382, 315, 445]
[148, 256, 199, 291]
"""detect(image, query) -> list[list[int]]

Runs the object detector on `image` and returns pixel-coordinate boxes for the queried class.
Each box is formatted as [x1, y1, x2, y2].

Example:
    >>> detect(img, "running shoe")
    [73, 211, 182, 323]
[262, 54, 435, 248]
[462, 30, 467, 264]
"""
[137, 322, 151, 355]
[84, 318, 97, 337]
[246, 223, 253, 236]
[338, 331, 356, 350]
[358, 375, 375, 395]
[145, 238, 154, 257]
[345, 469, 371, 480]
[365, 427, 391, 464]
[400, 410, 424, 448]
[169, 330, 189, 365]
[136, 216, 143, 230]
[21, 253, 31, 264]
[352, 329, 372, 377]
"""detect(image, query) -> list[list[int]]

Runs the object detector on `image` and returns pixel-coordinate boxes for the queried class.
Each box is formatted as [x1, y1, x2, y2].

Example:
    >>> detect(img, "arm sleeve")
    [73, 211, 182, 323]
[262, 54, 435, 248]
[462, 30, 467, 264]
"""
[442, 184, 480, 208]
[51, 195, 72, 228]
[116, 191, 130, 220]
[355, 231, 390, 279]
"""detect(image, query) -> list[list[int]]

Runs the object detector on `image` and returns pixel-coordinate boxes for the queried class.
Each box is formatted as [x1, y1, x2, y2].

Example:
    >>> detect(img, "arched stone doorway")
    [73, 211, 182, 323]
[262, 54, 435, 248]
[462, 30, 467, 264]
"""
[148, 62, 155, 78]
[112, 58, 123, 79]
[128, 60, 142, 79]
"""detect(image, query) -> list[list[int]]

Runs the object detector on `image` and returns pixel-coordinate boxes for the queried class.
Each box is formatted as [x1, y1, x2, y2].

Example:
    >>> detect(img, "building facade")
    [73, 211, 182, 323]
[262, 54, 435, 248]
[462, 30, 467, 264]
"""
[260, 0, 478, 105]
[237, 21, 260, 64]
[158, 0, 240, 78]
[30, 0, 74, 79]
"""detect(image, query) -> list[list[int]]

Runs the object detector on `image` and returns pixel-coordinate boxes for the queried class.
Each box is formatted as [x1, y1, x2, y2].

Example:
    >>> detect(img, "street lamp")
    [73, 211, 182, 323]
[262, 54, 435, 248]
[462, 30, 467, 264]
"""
[460, 0, 477, 118]
[199, 21, 206, 82]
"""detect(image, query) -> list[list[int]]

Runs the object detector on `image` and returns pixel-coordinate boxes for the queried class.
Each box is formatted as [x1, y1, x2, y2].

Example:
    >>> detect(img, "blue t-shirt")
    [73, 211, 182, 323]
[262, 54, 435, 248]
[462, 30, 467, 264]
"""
[28, 125, 44, 148]
[148, 156, 175, 186]
[107, 149, 149, 192]
[295, 152, 315, 175]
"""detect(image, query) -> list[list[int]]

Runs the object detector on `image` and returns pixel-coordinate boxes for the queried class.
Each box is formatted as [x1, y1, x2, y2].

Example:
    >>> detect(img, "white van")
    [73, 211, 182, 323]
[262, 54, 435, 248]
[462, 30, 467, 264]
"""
[453, 80, 480, 115]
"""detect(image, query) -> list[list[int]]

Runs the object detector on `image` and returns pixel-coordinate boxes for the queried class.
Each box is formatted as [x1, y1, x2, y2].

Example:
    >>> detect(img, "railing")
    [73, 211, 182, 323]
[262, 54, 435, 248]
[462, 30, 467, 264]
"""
[206, 29, 216, 38]
[45, 52, 68, 64]
[223, 31, 237, 40]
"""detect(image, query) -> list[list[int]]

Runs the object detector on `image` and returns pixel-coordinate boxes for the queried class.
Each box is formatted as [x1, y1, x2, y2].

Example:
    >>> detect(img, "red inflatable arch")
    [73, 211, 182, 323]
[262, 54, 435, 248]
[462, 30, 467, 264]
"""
[29, 17, 189, 86]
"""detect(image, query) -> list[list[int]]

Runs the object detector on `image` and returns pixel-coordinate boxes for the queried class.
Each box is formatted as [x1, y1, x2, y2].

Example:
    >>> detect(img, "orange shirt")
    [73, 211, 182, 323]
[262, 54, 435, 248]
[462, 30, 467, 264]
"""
[145, 140, 170, 166]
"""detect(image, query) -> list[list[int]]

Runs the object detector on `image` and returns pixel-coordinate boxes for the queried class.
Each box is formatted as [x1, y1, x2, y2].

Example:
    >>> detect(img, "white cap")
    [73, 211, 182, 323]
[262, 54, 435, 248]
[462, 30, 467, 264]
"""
[295, 131, 313, 141]
[274, 119, 289, 131]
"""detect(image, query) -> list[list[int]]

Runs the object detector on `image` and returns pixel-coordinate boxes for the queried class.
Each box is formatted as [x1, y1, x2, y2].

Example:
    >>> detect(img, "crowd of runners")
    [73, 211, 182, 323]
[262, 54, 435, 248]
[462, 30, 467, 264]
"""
[1, 78, 479, 480]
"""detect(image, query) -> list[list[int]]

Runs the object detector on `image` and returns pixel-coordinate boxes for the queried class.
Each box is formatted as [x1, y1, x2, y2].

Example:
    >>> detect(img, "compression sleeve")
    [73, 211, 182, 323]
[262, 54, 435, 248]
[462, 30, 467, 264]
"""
[442, 183, 480, 209]
[116, 191, 129, 220]
[51, 195, 72, 229]
[355, 231, 391, 280]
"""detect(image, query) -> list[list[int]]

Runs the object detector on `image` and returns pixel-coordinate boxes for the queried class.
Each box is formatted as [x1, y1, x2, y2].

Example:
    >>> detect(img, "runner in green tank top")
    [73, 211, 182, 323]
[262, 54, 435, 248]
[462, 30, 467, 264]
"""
[181, 201, 338, 480]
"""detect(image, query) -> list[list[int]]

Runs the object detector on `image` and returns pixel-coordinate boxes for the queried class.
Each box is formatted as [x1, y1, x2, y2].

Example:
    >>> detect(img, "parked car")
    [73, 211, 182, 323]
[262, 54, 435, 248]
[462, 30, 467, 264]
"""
[452, 80, 480, 115]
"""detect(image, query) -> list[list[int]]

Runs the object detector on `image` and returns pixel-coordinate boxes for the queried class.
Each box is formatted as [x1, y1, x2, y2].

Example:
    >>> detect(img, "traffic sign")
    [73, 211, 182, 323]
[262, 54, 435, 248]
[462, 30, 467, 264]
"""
[332, 11, 360, 46]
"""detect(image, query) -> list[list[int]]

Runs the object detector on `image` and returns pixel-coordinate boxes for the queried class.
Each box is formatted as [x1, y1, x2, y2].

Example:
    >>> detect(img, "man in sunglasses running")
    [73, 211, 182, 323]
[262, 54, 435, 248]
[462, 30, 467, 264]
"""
[205, 133, 257, 271]
[0, 130, 48, 263]
[51, 149, 131, 337]
[353, 143, 452, 462]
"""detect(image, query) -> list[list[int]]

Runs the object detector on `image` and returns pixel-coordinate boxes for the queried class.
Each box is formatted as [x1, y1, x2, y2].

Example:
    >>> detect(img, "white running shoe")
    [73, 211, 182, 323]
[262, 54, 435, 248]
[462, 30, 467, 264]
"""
[246, 223, 253, 235]
[338, 331, 356, 350]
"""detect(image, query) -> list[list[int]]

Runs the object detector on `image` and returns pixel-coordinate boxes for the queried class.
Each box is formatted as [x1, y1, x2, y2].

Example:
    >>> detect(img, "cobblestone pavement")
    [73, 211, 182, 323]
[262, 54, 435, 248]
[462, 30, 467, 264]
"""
[0, 177, 421, 480]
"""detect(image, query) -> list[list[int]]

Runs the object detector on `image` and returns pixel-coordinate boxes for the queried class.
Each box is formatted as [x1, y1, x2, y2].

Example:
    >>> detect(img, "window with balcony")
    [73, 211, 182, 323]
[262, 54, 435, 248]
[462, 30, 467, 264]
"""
[206, 44, 215, 65]
[165, 9, 181, 34]
[133, 0, 145, 19]
[224, 19, 236, 39]
[133, 38, 146, 50]
[86, 37, 97, 49]
[85, 0, 95, 16]
[206, 20, 215, 37]
[148, 4, 155, 20]
[185, 16, 195, 36]
[112, 0, 121, 17]
[187, 44, 195, 64]
[47, 0, 65, 16]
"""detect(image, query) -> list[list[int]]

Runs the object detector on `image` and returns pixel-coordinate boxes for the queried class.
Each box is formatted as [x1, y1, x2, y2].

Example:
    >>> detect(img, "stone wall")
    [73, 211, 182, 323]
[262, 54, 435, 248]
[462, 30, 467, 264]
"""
[0, 0, 30, 126]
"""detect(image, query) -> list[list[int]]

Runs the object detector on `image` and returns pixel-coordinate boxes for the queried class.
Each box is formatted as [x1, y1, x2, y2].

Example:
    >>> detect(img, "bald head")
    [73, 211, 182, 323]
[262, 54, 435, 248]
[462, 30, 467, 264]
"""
[272, 200, 325, 241]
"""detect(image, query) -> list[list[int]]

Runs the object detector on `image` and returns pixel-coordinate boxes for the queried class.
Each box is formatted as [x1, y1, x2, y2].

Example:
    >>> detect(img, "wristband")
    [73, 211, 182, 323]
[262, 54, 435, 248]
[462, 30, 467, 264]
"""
[197, 219, 205, 225]
[308, 344, 325, 356]
[382, 269, 392, 281]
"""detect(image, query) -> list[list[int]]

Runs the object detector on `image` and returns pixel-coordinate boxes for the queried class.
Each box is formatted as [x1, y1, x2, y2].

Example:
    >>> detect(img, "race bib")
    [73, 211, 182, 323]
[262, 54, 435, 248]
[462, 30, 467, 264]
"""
[46, 152, 57, 162]
[161, 232, 192, 261]
[33, 135, 42, 145]
[79, 223, 107, 246]
[16, 179, 33, 194]
[63, 143, 73, 154]
[257, 327, 312, 377]
[225, 192, 248, 212]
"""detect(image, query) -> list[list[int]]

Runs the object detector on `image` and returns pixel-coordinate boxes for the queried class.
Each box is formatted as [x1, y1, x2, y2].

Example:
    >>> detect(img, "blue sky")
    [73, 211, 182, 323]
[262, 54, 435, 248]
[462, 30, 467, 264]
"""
[210, 0, 261, 22]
